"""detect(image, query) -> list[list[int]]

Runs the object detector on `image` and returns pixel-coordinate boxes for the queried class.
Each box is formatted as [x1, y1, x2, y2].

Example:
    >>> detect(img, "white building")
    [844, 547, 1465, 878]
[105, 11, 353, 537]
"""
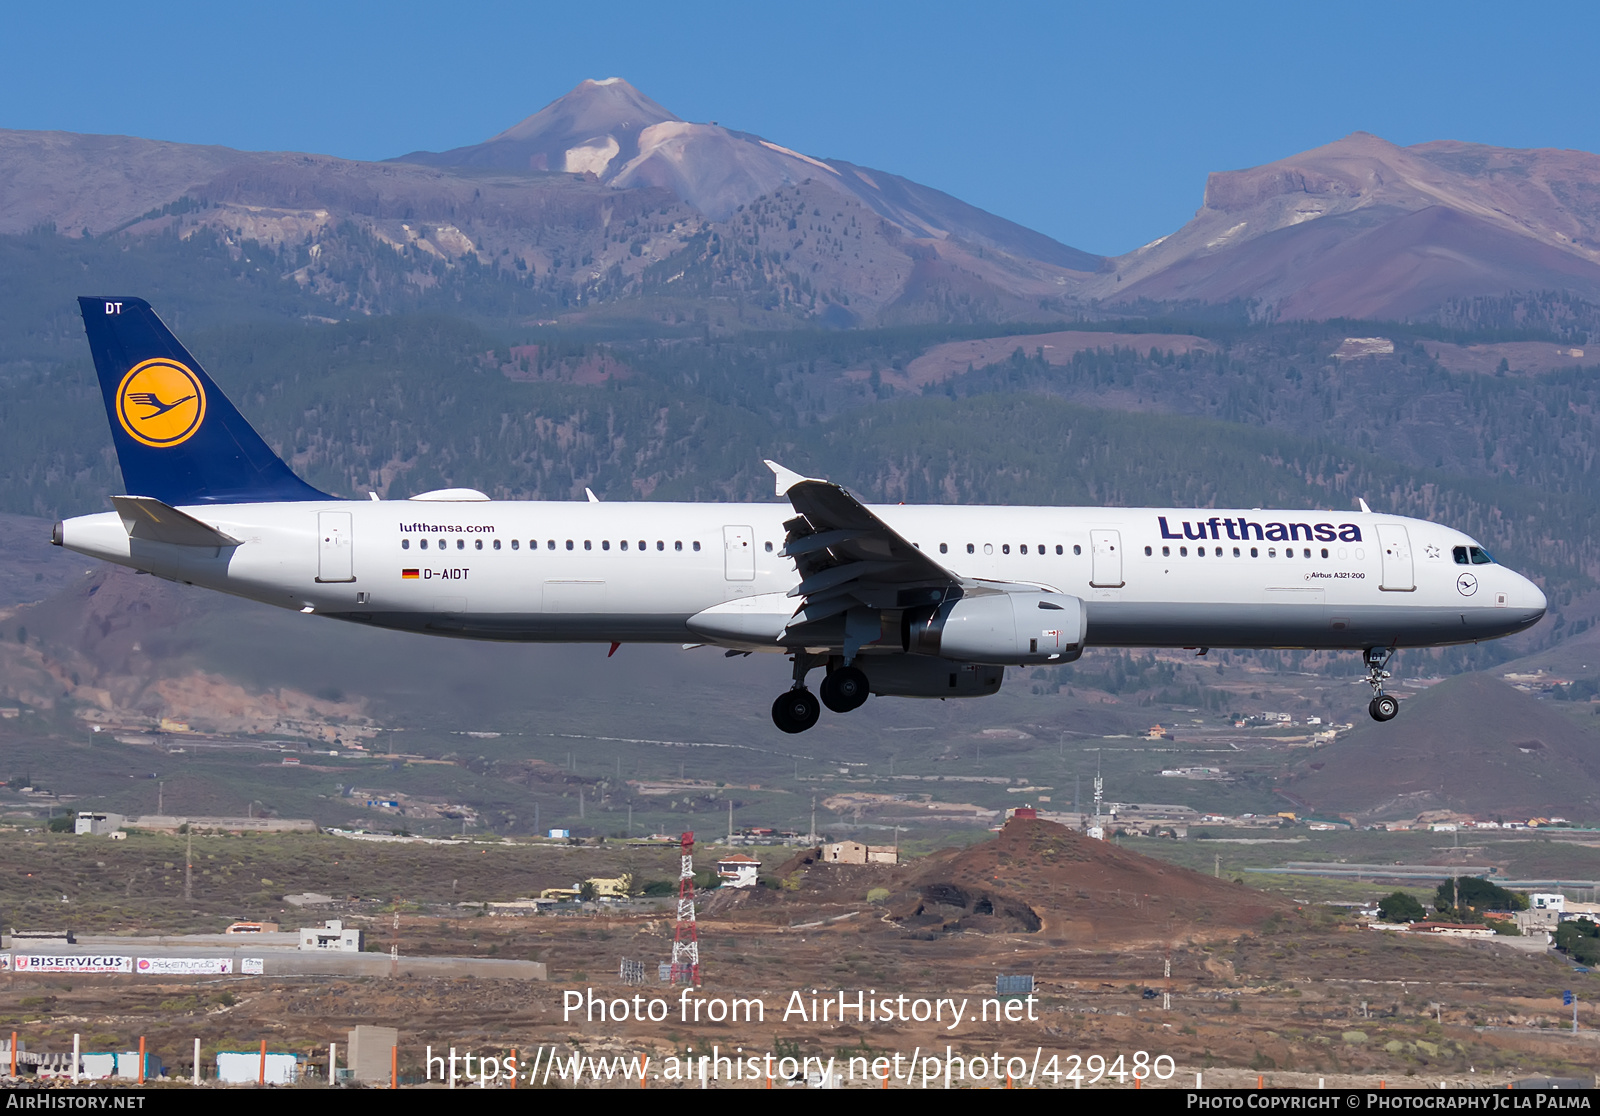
[216, 1051, 299, 1084]
[1531, 892, 1566, 912]
[74, 812, 125, 836]
[715, 854, 761, 888]
[297, 919, 363, 951]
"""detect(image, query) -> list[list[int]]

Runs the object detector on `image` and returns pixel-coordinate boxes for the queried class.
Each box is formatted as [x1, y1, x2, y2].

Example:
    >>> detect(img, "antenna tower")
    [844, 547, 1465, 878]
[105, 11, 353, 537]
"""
[670, 831, 701, 986]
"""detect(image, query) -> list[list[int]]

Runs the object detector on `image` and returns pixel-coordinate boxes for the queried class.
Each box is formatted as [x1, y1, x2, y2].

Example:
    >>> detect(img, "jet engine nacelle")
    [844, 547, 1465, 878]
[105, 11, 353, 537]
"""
[904, 590, 1086, 665]
[860, 654, 1004, 698]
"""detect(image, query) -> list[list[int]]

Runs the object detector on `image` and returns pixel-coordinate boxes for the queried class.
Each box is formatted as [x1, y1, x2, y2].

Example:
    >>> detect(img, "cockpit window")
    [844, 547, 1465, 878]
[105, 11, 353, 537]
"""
[1469, 546, 1494, 565]
[1453, 546, 1469, 565]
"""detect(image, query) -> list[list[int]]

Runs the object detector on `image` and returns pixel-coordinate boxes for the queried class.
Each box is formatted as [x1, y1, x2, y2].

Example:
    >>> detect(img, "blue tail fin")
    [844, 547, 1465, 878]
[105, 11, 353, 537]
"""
[78, 297, 330, 505]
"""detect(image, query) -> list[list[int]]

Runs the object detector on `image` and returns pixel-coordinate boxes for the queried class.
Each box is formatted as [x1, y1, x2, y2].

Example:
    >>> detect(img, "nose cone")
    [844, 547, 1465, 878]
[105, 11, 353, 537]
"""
[1521, 574, 1548, 624]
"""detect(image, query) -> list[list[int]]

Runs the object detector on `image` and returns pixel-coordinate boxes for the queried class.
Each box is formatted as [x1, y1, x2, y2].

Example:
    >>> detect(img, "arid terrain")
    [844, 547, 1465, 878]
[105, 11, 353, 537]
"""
[3, 820, 1598, 1088]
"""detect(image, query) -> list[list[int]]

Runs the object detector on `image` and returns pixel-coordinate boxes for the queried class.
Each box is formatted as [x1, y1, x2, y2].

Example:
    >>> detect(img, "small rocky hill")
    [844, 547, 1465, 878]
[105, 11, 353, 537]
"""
[888, 817, 1284, 944]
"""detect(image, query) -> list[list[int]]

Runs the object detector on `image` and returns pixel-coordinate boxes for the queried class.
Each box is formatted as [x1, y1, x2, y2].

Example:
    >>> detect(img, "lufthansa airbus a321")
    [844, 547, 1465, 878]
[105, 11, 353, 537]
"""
[53, 298, 1547, 733]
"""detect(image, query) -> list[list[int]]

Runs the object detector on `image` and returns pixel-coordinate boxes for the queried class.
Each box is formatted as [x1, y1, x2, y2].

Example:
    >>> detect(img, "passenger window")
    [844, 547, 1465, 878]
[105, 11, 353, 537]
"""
[620, 540, 628, 551]
[939, 543, 948, 554]
[1303, 548, 1311, 558]
[493, 539, 501, 550]
[656, 541, 664, 551]
[983, 543, 994, 555]
[1037, 543, 1045, 554]
[967, 544, 975, 554]
[1453, 546, 1469, 565]
[456, 539, 464, 550]
[475, 538, 483, 550]
[764, 541, 773, 552]
[1002, 544, 1010, 555]
[1251, 547, 1259, 557]
[1055, 545, 1063, 555]
[565, 540, 574, 550]
[1196, 547, 1204, 558]
[693, 541, 701, 552]
[420, 539, 428, 550]
[639, 541, 646, 551]
[1144, 546, 1152, 556]
[1320, 547, 1328, 558]
[1073, 545, 1081, 556]
[1470, 546, 1494, 565]
[1267, 548, 1276, 558]
[1180, 546, 1188, 557]
[602, 540, 610, 551]
[1232, 547, 1240, 557]
[675, 541, 683, 551]
[1019, 545, 1027, 555]
[584, 540, 592, 550]
[1162, 546, 1170, 557]
[548, 540, 556, 550]
[402, 539, 410, 550]
[511, 539, 519, 550]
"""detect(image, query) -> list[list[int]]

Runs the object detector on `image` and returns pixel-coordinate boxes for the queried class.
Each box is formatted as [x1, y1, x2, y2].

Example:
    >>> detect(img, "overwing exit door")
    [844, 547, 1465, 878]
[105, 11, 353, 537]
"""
[1089, 529, 1124, 588]
[317, 511, 354, 582]
[723, 525, 755, 580]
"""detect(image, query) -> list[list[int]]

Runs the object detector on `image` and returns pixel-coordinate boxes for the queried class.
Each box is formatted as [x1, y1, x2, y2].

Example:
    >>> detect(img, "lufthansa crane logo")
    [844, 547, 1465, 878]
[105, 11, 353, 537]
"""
[115, 358, 207, 447]
[1457, 572, 1479, 597]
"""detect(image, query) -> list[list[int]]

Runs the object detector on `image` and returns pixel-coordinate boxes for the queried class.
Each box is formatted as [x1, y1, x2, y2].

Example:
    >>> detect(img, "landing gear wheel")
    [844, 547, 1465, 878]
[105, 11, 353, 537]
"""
[1369, 694, 1399, 722]
[820, 666, 869, 713]
[772, 689, 821, 734]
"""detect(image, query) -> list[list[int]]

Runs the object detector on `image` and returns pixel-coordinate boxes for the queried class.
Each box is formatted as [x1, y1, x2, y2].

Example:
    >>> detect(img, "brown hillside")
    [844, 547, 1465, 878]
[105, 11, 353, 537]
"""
[1286, 673, 1600, 822]
[888, 818, 1284, 945]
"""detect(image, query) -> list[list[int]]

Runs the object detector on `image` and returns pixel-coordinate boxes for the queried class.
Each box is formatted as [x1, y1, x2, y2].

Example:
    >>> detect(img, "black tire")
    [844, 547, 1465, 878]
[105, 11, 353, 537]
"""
[1369, 694, 1399, 722]
[820, 666, 870, 713]
[772, 689, 821, 734]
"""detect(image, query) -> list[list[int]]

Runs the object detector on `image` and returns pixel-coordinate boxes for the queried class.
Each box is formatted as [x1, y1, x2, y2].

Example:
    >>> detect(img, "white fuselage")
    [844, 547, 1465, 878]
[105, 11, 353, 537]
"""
[57, 499, 1547, 654]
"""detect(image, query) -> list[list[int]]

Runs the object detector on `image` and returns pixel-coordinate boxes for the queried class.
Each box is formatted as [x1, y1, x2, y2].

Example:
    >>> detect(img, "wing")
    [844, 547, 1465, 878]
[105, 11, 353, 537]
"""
[778, 475, 960, 653]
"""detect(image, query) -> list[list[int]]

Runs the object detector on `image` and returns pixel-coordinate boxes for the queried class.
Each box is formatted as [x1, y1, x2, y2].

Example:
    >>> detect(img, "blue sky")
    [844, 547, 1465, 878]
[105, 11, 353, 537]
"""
[6, 1, 1598, 256]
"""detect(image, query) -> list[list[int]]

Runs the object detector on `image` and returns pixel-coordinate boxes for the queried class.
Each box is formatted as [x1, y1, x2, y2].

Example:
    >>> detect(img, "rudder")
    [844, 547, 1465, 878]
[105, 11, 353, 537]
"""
[78, 297, 329, 506]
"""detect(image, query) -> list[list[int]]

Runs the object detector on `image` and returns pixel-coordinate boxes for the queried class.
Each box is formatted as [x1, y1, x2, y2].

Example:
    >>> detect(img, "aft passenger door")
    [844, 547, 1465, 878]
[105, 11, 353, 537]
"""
[723, 525, 755, 581]
[1089, 529, 1124, 588]
[1376, 524, 1414, 591]
[316, 511, 354, 583]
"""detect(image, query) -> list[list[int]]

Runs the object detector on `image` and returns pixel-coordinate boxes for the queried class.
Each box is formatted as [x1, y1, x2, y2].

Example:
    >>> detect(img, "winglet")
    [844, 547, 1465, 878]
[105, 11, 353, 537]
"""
[585, 488, 601, 504]
[763, 459, 812, 497]
[1357, 498, 1372, 514]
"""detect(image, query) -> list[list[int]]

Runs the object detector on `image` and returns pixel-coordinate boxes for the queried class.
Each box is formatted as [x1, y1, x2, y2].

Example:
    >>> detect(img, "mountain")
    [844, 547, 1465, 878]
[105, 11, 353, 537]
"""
[1099, 132, 1600, 320]
[1284, 673, 1600, 821]
[397, 78, 1101, 271]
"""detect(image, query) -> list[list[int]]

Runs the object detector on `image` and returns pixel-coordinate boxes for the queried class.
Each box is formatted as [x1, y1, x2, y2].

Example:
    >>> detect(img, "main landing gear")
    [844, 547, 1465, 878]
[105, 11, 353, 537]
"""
[1364, 647, 1400, 722]
[772, 655, 868, 733]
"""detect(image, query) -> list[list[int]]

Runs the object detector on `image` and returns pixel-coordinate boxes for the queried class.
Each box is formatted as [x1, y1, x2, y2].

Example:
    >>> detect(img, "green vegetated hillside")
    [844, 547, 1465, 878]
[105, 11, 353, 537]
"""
[4, 228, 1598, 655]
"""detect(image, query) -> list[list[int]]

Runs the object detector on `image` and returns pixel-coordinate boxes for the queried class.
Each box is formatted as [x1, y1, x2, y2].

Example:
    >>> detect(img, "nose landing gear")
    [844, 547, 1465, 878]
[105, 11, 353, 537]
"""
[1364, 647, 1399, 722]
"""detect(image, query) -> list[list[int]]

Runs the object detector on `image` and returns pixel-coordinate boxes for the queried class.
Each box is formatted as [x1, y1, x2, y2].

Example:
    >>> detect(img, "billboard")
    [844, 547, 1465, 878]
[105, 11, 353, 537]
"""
[13, 955, 133, 973]
[241, 957, 265, 975]
[136, 957, 233, 975]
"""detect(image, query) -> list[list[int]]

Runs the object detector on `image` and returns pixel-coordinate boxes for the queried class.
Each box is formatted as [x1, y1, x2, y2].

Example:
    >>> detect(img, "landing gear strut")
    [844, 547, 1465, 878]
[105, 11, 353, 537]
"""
[772, 654, 871, 731]
[772, 652, 825, 734]
[1364, 647, 1399, 722]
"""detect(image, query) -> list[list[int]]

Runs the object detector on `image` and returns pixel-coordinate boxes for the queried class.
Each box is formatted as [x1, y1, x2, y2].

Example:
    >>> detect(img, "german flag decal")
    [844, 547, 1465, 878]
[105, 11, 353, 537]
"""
[401, 569, 420, 580]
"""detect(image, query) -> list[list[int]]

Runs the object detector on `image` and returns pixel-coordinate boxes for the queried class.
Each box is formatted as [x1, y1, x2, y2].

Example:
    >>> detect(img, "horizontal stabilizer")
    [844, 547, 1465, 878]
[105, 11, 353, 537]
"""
[110, 495, 240, 548]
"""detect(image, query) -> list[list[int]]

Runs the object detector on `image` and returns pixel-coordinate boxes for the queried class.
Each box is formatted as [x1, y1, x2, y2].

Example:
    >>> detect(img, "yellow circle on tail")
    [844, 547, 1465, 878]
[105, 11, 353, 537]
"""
[115, 359, 207, 447]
